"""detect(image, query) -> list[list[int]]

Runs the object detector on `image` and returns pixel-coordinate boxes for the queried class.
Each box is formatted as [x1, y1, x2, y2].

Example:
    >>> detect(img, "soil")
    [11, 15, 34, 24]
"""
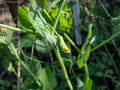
[0, 0, 14, 25]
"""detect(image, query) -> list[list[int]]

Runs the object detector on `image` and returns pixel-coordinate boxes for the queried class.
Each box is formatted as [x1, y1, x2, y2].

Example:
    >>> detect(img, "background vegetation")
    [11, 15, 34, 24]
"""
[0, 0, 120, 90]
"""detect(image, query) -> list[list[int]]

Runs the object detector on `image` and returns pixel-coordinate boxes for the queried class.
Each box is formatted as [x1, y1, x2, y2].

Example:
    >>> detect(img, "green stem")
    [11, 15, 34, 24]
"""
[98, 0, 110, 17]
[64, 33, 80, 53]
[0, 24, 24, 33]
[91, 30, 120, 52]
[84, 63, 89, 77]
[63, 33, 90, 78]
[42, 9, 53, 22]
[8, 41, 41, 87]
[53, 0, 66, 29]
[54, 47, 73, 90]
[19, 59, 41, 86]
[51, 0, 73, 88]
[0, 24, 39, 36]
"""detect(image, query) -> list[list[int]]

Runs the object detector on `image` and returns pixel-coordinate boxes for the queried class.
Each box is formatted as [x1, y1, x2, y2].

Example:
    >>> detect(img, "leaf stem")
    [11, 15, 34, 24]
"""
[8, 41, 41, 87]
[52, 0, 73, 89]
[0, 24, 40, 36]
[0, 24, 24, 33]
[64, 33, 80, 53]
[54, 47, 73, 90]
[53, 0, 66, 29]
[84, 63, 89, 77]
[91, 30, 120, 52]
[63, 33, 90, 78]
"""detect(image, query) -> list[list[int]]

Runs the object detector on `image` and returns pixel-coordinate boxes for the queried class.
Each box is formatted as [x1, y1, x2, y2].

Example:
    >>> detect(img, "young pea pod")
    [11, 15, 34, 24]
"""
[58, 35, 70, 53]
[77, 24, 93, 68]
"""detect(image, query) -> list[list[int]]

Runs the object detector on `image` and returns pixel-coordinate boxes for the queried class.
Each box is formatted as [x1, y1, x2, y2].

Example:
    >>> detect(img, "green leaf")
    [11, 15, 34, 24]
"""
[111, 16, 120, 35]
[0, 80, 11, 87]
[89, 0, 97, 8]
[39, 0, 48, 9]
[7, 41, 18, 57]
[83, 77, 92, 90]
[21, 34, 35, 48]
[18, 6, 35, 31]
[0, 35, 18, 57]
[0, 36, 7, 44]
[59, 16, 70, 32]
[48, 8, 59, 21]
[2, 59, 14, 72]
[77, 58, 84, 68]
[28, 2, 57, 47]
[87, 24, 93, 40]
[35, 38, 53, 54]
[77, 45, 91, 68]
[62, 58, 72, 67]
[38, 67, 57, 90]
[77, 24, 92, 68]
[90, 36, 96, 44]
[76, 77, 84, 90]
[84, 45, 91, 62]
[116, 82, 120, 90]
[111, 16, 120, 27]
[6, 29, 14, 40]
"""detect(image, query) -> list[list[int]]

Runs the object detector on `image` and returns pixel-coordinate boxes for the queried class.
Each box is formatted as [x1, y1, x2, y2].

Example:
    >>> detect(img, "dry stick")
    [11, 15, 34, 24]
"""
[17, 47, 21, 90]
[17, 0, 21, 90]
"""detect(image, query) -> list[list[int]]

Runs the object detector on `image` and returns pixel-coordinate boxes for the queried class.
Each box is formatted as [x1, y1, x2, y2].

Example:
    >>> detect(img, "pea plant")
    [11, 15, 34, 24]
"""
[0, 0, 94, 90]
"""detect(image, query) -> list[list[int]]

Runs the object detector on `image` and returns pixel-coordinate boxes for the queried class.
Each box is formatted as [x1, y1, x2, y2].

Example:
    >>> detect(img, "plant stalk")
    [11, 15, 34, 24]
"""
[52, 0, 73, 89]
[91, 29, 120, 52]
[8, 41, 41, 87]
[63, 33, 90, 78]
[53, 0, 66, 29]
[54, 47, 73, 90]
[0, 24, 40, 36]
[0, 24, 24, 32]
[64, 33, 80, 53]
[84, 63, 89, 77]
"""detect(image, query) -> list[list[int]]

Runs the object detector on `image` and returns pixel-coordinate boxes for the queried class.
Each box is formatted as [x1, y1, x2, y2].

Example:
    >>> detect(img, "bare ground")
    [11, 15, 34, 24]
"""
[0, 0, 14, 25]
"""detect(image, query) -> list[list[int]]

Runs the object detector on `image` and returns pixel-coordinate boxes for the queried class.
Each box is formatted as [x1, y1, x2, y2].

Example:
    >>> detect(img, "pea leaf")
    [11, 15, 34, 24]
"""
[111, 16, 120, 35]
[84, 45, 91, 62]
[77, 45, 91, 68]
[0, 36, 7, 44]
[77, 58, 84, 68]
[77, 24, 93, 68]
[39, 0, 48, 9]
[2, 59, 14, 72]
[111, 16, 120, 27]
[48, 8, 59, 19]
[38, 67, 57, 90]
[59, 16, 70, 32]
[18, 6, 35, 31]
[83, 77, 92, 90]
[6, 29, 14, 40]
[35, 38, 53, 54]
[86, 24, 93, 44]
[76, 77, 84, 90]
[28, 2, 57, 47]
[21, 34, 35, 48]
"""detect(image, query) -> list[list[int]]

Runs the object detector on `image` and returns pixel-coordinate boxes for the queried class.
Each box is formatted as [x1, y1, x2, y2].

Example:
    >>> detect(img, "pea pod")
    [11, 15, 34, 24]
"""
[58, 35, 70, 53]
